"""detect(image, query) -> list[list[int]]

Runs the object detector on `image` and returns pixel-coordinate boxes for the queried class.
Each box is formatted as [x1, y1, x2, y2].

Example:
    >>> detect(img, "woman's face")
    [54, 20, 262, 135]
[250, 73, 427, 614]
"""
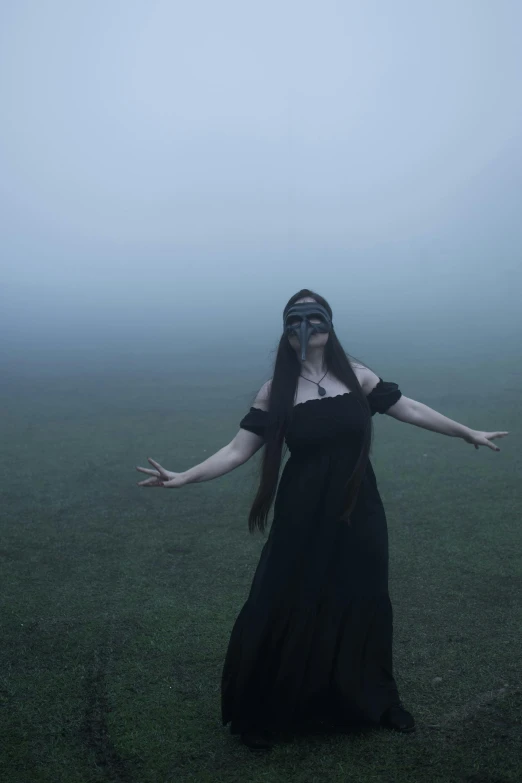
[286, 297, 330, 355]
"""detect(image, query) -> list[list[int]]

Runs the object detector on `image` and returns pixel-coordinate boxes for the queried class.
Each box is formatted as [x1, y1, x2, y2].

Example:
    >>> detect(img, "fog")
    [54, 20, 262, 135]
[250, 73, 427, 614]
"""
[1, 0, 521, 379]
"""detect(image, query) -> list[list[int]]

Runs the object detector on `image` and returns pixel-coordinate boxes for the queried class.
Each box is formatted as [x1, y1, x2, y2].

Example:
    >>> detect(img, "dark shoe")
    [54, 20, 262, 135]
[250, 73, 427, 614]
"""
[240, 729, 274, 749]
[379, 702, 416, 733]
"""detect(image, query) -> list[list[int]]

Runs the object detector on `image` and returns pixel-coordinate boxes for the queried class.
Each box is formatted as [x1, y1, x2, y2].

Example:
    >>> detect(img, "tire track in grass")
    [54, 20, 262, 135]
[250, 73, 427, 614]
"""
[80, 619, 134, 783]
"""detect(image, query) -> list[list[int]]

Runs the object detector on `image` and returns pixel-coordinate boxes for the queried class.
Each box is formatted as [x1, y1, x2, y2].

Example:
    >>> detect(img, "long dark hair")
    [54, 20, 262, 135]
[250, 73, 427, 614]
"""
[247, 288, 376, 535]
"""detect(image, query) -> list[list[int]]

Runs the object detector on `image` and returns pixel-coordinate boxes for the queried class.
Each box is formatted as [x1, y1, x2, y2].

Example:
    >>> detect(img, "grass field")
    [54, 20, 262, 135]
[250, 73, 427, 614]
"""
[1, 357, 521, 783]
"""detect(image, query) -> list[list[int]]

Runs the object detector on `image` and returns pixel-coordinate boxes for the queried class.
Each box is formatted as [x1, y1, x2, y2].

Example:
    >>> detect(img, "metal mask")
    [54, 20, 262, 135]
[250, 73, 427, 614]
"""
[283, 302, 333, 361]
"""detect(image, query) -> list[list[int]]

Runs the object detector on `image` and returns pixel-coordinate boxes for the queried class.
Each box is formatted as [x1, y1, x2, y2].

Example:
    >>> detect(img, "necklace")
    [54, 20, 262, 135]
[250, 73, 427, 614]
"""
[300, 370, 328, 396]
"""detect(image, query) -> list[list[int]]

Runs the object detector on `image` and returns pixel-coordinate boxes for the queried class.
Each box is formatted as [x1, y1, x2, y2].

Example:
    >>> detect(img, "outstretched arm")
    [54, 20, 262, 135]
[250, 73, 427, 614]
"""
[136, 381, 271, 488]
[387, 398, 508, 451]
[384, 395, 469, 437]
[137, 434, 263, 488]
[362, 369, 509, 452]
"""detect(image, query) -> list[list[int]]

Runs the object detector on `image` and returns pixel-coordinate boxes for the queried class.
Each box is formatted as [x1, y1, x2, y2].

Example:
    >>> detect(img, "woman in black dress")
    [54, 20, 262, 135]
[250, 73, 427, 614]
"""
[137, 288, 508, 751]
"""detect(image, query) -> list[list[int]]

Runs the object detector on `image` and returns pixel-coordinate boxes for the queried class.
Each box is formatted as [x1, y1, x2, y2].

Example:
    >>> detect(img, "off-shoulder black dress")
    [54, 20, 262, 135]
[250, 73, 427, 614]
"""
[221, 378, 403, 736]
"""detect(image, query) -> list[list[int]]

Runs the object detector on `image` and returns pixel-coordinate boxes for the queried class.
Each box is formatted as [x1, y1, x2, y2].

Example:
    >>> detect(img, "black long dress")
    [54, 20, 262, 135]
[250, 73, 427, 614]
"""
[221, 378, 403, 736]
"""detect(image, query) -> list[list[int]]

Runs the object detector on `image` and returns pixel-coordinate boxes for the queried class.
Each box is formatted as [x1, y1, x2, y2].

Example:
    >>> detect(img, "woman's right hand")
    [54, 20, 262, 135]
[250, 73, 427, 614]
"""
[136, 458, 186, 488]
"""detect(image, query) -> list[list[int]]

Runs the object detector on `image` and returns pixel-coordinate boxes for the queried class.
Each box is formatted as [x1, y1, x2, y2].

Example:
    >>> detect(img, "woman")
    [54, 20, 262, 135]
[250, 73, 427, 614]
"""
[136, 288, 508, 751]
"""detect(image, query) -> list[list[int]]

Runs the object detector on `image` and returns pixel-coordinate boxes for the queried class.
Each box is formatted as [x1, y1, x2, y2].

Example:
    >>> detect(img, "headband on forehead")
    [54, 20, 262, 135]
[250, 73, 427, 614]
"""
[283, 301, 332, 323]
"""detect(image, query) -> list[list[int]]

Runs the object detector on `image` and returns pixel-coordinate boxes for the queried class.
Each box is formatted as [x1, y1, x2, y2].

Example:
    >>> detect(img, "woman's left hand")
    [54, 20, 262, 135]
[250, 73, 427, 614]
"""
[463, 430, 509, 451]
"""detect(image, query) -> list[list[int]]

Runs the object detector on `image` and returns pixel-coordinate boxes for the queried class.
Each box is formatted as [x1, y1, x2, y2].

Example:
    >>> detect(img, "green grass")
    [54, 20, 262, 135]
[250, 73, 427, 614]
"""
[1, 360, 521, 783]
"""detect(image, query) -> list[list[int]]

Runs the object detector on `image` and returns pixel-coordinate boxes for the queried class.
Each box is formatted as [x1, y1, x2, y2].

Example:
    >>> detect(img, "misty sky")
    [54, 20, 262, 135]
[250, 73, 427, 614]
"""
[1, 1, 521, 374]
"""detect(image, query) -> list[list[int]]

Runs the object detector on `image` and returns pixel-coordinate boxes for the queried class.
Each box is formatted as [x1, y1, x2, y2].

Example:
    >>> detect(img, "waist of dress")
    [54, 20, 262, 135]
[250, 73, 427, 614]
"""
[286, 441, 361, 460]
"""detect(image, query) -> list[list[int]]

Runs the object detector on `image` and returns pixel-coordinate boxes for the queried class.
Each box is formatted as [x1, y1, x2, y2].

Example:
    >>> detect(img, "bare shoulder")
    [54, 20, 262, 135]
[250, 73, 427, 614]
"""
[252, 378, 272, 411]
[352, 363, 381, 394]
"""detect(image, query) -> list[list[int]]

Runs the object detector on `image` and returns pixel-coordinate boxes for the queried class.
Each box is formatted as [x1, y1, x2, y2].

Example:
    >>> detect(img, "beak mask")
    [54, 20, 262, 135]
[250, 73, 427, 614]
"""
[283, 302, 333, 361]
